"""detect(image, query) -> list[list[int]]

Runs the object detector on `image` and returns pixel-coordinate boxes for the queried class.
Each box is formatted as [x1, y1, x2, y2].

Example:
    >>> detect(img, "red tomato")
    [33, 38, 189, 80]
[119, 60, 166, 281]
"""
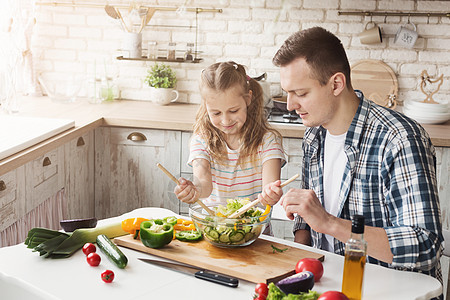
[254, 282, 268, 298]
[318, 291, 349, 300]
[86, 252, 101, 266]
[253, 295, 266, 300]
[101, 269, 115, 283]
[82, 243, 96, 256]
[295, 258, 324, 282]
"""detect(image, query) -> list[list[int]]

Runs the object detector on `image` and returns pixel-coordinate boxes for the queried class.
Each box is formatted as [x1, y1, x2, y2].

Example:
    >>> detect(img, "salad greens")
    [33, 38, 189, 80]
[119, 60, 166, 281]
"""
[214, 198, 262, 218]
[266, 283, 320, 300]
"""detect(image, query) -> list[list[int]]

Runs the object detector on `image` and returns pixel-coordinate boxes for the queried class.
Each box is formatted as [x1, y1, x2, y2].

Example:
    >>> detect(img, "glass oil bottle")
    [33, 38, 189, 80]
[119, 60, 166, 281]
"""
[341, 214, 367, 300]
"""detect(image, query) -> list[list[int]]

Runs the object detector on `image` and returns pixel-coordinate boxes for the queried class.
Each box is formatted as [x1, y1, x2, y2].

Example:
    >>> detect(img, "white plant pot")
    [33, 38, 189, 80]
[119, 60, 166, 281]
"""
[149, 87, 179, 105]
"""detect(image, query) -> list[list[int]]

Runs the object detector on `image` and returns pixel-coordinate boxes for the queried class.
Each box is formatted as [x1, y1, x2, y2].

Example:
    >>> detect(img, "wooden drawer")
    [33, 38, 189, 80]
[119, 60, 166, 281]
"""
[110, 127, 166, 147]
[0, 167, 25, 232]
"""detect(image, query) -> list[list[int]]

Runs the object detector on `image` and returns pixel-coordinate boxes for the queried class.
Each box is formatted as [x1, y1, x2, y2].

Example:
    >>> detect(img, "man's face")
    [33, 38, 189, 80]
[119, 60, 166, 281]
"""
[280, 58, 337, 129]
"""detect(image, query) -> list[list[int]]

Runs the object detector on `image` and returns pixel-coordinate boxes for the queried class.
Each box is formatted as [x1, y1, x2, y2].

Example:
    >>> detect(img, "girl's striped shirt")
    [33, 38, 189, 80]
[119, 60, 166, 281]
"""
[188, 132, 286, 205]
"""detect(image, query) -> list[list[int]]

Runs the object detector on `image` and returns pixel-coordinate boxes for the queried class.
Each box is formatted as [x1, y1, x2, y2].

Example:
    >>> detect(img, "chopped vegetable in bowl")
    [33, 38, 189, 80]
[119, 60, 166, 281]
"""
[189, 198, 272, 248]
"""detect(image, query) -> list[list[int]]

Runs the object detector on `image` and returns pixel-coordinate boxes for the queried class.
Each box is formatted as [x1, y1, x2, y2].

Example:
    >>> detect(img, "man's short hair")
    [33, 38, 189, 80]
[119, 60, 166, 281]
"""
[273, 27, 352, 88]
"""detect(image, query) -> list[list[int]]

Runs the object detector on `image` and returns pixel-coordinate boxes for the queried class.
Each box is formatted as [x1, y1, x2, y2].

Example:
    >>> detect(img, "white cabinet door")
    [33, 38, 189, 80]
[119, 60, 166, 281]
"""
[94, 127, 181, 219]
[0, 167, 25, 232]
[64, 132, 95, 219]
[24, 146, 65, 214]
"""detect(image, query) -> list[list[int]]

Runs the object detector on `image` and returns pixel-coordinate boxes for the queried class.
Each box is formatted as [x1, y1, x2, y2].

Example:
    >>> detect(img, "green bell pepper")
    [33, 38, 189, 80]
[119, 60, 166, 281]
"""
[140, 219, 174, 249]
[175, 230, 202, 242]
[163, 216, 178, 226]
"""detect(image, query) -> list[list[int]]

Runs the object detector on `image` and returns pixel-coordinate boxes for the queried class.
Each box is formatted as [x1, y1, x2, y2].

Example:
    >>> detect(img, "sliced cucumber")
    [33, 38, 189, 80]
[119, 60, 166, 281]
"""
[206, 229, 219, 241]
[229, 230, 244, 243]
[219, 232, 231, 243]
[244, 232, 254, 242]
[96, 234, 128, 269]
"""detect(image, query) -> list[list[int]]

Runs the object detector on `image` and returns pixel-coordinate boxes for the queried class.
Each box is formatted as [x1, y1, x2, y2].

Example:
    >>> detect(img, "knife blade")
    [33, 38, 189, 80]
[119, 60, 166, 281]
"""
[138, 258, 239, 288]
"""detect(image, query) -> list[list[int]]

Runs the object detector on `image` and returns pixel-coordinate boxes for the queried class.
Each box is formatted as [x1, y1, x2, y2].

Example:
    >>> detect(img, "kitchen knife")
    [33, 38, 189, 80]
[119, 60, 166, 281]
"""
[138, 258, 239, 288]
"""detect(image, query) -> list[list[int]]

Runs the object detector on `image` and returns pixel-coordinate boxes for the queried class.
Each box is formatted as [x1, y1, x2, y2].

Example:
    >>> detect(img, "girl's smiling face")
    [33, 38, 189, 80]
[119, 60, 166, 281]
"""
[204, 84, 252, 147]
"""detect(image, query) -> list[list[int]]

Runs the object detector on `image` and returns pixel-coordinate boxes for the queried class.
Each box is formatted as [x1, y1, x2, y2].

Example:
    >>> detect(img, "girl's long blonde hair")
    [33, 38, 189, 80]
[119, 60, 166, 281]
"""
[194, 61, 282, 165]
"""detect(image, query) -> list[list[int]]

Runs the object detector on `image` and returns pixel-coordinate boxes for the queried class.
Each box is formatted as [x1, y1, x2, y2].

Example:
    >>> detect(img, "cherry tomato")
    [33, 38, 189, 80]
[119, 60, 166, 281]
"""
[318, 291, 349, 300]
[253, 295, 266, 300]
[295, 258, 324, 282]
[86, 252, 101, 266]
[82, 243, 96, 256]
[254, 282, 268, 298]
[101, 269, 115, 283]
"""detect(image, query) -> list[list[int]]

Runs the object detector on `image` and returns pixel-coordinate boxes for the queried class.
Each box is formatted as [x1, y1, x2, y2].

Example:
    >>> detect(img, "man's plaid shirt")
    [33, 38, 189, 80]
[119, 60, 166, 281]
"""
[293, 92, 443, 283]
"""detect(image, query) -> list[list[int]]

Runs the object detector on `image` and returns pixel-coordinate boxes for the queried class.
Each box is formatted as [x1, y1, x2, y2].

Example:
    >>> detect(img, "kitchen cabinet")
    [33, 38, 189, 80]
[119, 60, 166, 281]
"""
[63, 132, 95, 219]
[24, 146, 65, 214]
[0, 167, 25, 232]
[94, 127, 181, 219]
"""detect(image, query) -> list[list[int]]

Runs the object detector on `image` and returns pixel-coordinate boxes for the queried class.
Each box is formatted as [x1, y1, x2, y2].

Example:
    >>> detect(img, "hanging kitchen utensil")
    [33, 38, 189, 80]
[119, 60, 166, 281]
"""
[138, 7, 157, 33]
[351, 59, 398, 109]
[228, 174, 299, 219]
[156, 163, 215, 216]
[104, 5, 129, 32]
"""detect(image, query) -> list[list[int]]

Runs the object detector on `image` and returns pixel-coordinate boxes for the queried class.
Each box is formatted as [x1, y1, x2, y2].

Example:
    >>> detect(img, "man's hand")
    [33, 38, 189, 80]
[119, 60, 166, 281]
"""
[280, 188, 332, 234]
[258, 180, 283, 206]
[174, 178, 199, 204]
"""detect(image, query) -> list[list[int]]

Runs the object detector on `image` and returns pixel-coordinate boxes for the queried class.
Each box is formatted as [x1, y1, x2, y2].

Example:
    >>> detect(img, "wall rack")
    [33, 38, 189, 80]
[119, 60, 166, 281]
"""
[338, 10, 450, 18]
[117, 56, 203, 64]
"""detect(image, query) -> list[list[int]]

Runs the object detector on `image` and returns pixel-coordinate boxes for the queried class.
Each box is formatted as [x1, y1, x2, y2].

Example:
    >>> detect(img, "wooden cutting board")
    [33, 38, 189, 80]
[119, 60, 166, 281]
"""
[351, 59, 398, 109]
[114, 235, 324, 284]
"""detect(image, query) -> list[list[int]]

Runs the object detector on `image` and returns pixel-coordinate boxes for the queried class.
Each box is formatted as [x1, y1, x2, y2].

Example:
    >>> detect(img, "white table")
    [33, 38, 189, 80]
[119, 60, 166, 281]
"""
[0, 208, 442, 300]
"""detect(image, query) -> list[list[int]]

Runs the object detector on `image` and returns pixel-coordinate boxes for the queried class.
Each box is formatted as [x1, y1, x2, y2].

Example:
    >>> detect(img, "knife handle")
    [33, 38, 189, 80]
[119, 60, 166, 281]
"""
[194, 270, 239, 288]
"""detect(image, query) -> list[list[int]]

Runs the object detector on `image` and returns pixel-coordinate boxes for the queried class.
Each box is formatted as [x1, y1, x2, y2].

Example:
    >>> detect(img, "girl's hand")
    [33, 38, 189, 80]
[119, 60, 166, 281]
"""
[258, 180, 283, 206]
[174, 178, 199, 204]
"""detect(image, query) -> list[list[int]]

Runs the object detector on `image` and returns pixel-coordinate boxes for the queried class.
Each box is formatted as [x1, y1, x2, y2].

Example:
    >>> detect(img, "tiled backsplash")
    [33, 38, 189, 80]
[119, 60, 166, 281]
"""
[31, 0, 450, 104]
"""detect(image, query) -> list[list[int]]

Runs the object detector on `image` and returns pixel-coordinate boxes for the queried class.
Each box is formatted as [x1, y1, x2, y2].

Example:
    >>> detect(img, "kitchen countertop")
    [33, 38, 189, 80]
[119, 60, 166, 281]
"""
[0, 207, 442, 300]
[0, 96, 449, 177]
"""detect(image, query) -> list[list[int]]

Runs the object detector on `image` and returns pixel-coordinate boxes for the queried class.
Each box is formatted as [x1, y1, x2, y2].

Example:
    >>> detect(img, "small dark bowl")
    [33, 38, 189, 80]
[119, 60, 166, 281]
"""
[60, 217, 98, 232]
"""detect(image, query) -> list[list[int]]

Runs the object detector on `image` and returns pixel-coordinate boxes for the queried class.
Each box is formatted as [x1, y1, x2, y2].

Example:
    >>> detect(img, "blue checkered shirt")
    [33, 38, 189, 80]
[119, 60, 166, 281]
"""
[293, 92, 443, 283]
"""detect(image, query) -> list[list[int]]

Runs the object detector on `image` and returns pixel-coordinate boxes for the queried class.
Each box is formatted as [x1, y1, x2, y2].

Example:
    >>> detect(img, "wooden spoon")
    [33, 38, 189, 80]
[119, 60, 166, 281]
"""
[104, 5, 129, 32]
[156, 163, 215, 216]
[228, 174, 299, 219]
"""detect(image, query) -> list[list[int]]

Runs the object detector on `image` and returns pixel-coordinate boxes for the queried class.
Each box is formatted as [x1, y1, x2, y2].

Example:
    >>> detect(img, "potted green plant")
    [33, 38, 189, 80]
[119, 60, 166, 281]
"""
[144, 64, 179, 105]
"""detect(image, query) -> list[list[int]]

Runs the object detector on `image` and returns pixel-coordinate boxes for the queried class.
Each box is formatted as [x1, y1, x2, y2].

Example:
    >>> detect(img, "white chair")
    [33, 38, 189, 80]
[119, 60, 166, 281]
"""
[442, 229, 450, 299]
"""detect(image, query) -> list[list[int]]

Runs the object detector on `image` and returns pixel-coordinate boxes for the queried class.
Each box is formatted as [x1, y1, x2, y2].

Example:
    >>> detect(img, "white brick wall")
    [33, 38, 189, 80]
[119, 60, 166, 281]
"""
[31, 0, 450, 104]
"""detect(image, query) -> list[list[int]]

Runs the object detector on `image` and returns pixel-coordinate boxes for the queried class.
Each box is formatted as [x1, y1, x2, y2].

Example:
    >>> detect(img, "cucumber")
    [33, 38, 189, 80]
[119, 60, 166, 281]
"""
[219, 232, 231, 243]
[206, 229, 219, 241]
[96, 234, 128, 269]
[229, 230, 244, 243]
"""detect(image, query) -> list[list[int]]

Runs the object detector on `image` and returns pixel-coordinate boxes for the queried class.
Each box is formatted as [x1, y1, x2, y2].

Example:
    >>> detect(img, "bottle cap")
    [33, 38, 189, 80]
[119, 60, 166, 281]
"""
[351, 214, 365, 234]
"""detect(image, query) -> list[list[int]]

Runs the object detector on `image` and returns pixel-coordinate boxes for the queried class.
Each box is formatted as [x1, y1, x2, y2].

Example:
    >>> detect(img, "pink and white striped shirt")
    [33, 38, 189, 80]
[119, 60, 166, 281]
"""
[188, 132, 286, 204]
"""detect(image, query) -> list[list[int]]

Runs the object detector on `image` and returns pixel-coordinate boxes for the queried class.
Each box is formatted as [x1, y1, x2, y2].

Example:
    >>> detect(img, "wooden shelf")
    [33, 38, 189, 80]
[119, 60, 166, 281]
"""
[116, 56, 203, 63]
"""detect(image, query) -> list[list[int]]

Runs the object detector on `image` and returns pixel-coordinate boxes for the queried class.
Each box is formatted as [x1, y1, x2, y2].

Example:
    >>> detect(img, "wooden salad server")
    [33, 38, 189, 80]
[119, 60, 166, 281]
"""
[228, 173, 299, 219]
[156, 163, 215, 216]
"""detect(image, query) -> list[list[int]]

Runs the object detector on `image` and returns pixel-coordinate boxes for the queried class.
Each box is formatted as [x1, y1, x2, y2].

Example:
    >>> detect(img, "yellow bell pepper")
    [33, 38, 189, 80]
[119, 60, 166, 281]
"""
[121, 217, 149, 235]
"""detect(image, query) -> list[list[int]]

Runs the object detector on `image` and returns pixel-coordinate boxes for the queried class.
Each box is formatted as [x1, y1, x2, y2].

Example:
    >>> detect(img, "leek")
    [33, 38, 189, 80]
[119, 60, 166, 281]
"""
[25, 222, 127, 258]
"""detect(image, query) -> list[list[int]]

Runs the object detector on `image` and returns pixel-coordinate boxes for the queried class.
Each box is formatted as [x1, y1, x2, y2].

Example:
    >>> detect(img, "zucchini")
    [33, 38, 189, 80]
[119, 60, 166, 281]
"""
[96, 234, 128, 269]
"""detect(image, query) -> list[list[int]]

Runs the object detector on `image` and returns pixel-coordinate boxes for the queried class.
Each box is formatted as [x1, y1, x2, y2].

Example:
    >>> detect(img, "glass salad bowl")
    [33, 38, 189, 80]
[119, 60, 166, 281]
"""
[189, 198, 272, 248]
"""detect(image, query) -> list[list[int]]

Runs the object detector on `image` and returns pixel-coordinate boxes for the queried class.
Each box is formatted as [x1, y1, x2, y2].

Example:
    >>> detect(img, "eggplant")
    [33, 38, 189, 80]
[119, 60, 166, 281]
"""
[276, 271, 315, 294]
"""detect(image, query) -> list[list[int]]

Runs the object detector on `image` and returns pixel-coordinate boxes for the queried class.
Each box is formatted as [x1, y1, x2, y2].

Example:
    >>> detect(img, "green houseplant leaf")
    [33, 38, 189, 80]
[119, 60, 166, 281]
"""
[144, 63, 177, 89]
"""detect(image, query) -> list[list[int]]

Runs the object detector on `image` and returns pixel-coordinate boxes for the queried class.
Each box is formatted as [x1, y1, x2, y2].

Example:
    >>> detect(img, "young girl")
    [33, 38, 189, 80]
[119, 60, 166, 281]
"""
[175, 61, 286, 206]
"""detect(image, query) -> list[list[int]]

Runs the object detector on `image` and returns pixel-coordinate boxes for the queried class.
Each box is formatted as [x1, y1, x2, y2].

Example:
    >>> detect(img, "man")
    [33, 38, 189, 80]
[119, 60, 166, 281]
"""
[263, 27, 443, 284]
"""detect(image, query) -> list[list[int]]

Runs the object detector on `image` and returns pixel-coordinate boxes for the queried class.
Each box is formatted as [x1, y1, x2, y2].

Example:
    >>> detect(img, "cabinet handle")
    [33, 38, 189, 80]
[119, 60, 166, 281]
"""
[77, 137, 85, 147]
[0, 180, 5, 191]
[43, 157, 52, 167]
[127, 132, 147, 141]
